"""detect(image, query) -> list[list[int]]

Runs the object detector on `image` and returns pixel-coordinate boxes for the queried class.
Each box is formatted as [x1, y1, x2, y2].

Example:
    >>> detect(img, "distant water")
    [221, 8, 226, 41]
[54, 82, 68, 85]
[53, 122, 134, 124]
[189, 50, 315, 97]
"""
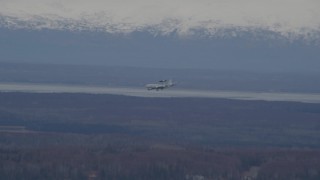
[1, 83, 320, 103]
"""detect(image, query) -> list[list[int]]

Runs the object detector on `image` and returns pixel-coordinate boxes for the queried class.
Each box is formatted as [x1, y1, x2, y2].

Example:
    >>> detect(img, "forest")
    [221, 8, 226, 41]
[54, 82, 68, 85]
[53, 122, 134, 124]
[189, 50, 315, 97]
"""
[0, 92, 320, 179]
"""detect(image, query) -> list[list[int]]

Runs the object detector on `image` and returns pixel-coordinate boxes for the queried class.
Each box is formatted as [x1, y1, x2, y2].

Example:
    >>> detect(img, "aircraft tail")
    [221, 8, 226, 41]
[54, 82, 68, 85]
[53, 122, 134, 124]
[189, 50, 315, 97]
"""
[167, 79, 175, 87]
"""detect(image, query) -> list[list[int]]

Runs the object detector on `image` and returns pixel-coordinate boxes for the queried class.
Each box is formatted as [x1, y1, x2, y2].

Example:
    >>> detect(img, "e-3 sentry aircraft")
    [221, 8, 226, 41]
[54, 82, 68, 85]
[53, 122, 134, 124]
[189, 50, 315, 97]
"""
[145, 80, 175, 90]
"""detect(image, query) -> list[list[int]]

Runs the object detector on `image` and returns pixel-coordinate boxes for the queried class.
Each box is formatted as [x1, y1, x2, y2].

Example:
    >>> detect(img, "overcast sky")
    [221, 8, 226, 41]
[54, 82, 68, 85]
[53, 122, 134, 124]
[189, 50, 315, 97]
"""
[1, 0, 320, 40]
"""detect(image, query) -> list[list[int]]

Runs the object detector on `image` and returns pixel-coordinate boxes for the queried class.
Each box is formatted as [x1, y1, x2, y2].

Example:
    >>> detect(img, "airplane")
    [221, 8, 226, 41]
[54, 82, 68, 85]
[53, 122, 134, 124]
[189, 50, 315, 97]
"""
[145, 80, 175, 90]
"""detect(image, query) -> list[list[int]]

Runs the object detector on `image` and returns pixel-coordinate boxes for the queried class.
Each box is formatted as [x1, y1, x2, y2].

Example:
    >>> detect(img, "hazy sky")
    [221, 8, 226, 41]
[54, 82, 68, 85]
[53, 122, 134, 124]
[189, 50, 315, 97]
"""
[1, 0, 319, 40]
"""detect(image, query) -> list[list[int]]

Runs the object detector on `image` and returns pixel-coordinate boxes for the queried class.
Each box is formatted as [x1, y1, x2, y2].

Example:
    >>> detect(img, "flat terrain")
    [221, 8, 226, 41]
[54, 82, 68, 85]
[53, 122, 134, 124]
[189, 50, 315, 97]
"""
[0, 92, 319, 179]
[1, 92, 319, 147]
[1, 83, 320, 103]
[1, 62, 320, 93]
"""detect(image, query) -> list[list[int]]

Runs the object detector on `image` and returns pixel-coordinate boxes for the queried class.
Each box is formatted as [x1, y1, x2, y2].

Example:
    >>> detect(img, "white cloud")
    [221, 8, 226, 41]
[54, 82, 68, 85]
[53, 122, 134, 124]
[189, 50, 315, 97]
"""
[0, 0, 320, 39]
